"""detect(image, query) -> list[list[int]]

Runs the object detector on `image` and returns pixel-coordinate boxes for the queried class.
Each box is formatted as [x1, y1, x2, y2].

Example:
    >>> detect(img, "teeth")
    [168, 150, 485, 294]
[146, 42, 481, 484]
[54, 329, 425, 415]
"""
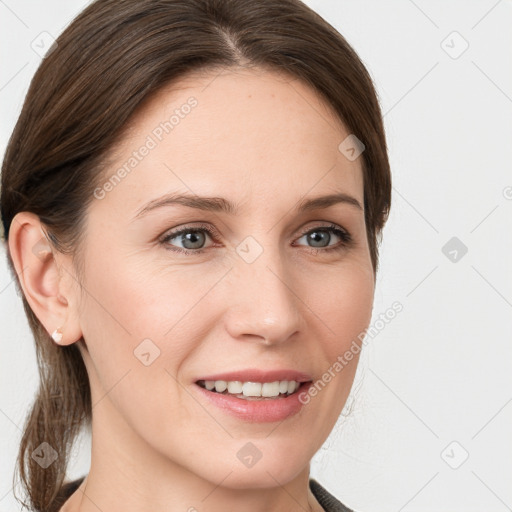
[227, 381, 243, 394]
[214, 380, 227, 392]
[261, 381, 280, 397]
[288, 381, 297, 394]
[242, 381, 262, 396]
[201, 379, 302, 398]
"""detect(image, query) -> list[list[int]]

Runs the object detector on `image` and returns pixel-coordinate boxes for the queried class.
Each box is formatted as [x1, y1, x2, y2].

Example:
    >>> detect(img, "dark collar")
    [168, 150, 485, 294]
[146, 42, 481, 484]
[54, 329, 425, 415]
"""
[309, 478, 355, 512]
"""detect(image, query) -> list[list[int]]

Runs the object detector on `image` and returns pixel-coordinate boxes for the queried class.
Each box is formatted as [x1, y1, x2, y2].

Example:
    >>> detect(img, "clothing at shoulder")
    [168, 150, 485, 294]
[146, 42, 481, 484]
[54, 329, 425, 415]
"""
[309, 478, 355, 512]
[48, 477, 85, 512]
[50, 475, 354, 512]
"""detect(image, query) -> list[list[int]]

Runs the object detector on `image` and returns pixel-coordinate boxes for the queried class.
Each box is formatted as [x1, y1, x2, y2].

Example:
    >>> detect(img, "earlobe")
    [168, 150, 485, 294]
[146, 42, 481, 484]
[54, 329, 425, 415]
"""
[7, 212, 83, 346]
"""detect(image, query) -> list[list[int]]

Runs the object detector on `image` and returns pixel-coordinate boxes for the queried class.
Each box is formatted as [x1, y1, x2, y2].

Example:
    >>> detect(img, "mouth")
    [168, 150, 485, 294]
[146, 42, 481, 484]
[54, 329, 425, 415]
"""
[195, 379, 311, 400]
[192, 369, 314, 422]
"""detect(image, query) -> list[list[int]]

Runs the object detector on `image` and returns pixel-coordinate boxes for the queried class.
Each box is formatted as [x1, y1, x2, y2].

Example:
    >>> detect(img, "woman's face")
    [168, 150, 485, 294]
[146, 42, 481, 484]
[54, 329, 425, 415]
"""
[75, 66, 374, 488]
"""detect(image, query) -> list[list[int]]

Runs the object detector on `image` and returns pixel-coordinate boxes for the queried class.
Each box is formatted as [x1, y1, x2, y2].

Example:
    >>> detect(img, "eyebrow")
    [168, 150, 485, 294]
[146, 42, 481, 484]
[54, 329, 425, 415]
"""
[133, 191, 363, 220]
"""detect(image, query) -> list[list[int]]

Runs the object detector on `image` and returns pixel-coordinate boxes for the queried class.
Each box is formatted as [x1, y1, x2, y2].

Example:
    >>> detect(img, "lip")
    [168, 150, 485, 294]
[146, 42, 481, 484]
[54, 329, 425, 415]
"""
[195, 368, 312, 383]
[194, 380, 313, 423]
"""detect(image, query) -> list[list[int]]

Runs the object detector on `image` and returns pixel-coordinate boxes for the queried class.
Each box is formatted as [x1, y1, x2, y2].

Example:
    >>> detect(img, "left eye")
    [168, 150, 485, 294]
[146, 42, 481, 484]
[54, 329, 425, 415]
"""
[160, 223, 352, 254]
[295, 225, 351, 250]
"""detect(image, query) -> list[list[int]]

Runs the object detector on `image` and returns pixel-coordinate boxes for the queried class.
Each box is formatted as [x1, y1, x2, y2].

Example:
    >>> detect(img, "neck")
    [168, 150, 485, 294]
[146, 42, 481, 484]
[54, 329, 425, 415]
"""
[66, 397, 324, 512]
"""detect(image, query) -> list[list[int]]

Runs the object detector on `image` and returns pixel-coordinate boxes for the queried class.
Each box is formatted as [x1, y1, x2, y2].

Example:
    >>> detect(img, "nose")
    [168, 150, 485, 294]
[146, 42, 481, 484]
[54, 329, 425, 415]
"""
[223, 245, 304, 346]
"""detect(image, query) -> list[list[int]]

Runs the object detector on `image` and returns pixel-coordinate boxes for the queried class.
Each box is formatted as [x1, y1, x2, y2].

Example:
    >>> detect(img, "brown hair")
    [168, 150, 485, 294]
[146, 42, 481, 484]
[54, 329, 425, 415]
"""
[0, 0, 391, 509]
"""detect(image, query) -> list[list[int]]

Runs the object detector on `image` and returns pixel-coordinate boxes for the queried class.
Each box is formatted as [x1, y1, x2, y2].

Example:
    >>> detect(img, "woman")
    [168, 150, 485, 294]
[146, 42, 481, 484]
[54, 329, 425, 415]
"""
[1, 0, 391, 510]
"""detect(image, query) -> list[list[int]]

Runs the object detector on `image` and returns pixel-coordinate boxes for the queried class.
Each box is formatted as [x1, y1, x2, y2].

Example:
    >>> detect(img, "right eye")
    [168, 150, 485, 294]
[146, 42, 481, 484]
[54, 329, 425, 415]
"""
[159, 223, 218, 254]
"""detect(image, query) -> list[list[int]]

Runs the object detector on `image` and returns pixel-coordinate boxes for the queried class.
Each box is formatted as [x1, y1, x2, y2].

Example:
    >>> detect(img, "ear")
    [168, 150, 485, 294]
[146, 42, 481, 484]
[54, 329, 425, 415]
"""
[7, 212, 83, 346]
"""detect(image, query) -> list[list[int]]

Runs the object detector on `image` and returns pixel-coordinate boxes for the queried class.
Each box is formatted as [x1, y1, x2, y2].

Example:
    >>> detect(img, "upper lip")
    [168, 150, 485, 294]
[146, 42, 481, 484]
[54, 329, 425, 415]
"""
[195, 369, 312, 383]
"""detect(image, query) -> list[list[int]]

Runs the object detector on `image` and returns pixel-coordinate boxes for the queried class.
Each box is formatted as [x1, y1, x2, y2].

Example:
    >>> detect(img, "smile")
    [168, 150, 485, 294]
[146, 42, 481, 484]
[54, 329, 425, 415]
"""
[196, 379, 301, 399]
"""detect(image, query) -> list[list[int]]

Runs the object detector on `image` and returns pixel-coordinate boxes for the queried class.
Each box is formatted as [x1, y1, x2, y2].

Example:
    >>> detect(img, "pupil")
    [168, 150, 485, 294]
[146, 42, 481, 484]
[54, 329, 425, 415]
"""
[183, 231, 205, 249]
[309, 230, 329, 247]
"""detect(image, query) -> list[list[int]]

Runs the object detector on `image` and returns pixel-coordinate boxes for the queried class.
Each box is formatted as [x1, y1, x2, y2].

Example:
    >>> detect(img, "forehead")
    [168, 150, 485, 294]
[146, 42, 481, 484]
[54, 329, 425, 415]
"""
[93, 66, 364, 218]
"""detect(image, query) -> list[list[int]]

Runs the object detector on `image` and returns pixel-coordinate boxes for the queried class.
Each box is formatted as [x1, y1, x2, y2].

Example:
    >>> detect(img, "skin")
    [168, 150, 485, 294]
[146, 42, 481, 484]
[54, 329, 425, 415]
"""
[9, 65, 375, 512]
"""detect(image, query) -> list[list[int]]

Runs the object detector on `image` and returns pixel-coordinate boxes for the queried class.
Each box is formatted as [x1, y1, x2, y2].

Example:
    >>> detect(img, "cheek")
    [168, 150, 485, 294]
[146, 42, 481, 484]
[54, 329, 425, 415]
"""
[301, 261, 373, 381]
[80, 245, 209, 343]
[76, 256, 200, 439]
[301, 259, 374, 352]
[76, 248, 226, 415]
[332, 274, 373, 347]
[300, 262, 373, 422]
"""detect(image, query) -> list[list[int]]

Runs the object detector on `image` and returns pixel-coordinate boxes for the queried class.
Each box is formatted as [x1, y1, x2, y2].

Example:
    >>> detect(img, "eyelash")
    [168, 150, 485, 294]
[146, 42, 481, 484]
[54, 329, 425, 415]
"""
[159, 222, 353, 256]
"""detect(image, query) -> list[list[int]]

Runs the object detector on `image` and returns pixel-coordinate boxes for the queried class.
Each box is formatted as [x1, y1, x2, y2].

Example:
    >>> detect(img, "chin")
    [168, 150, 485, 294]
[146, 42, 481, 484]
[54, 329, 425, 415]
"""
[215, 463, 307, 490]
[195, 444, 312, 490]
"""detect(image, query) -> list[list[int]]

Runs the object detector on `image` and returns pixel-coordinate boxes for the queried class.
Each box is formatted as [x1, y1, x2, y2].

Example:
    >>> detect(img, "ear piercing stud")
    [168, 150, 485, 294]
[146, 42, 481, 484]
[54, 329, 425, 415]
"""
[51, 328, 63, 344]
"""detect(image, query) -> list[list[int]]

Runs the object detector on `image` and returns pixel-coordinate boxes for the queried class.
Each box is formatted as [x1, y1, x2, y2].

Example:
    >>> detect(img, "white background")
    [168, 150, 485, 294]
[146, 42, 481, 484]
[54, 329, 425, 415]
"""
[1, 1, 511, 511]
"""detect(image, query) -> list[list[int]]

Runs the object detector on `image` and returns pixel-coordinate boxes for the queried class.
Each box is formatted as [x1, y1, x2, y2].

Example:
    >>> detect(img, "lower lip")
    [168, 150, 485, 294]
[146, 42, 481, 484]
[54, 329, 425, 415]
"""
[194, 382, 313, 423]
